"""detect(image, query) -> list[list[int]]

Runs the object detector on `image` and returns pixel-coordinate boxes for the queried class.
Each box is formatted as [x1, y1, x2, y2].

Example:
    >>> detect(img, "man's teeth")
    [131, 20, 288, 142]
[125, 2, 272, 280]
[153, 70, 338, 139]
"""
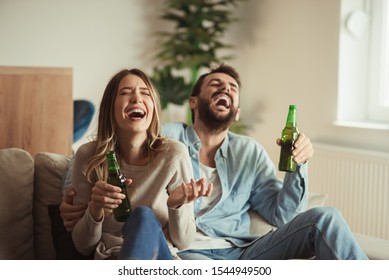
[215, 95, 230, 108]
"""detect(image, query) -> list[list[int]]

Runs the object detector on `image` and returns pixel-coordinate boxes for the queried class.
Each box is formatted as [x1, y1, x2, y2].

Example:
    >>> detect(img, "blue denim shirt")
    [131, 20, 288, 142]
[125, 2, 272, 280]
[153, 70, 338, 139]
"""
[162, 122, 309, 247]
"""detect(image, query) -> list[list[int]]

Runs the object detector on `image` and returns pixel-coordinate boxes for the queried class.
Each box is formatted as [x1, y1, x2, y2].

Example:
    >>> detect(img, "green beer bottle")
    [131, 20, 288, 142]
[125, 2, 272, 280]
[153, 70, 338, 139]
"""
[278, 105, 299, 172]
[106, 151, 132, 222]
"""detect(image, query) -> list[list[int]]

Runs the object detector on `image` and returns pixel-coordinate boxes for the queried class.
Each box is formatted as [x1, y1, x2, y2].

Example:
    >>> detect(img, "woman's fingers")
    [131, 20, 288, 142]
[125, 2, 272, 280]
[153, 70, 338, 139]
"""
[191, 179, 199, 199]
[91, 181, 127, 209]
[167, 178, 214, 209]
[205, 183, 213, 197]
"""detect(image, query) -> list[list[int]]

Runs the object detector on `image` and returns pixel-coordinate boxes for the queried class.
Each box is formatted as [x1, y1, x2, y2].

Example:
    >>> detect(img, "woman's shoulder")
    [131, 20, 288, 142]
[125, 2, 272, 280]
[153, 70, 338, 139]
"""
[74, 141, 97, 159]
[157, 137, 188, 156]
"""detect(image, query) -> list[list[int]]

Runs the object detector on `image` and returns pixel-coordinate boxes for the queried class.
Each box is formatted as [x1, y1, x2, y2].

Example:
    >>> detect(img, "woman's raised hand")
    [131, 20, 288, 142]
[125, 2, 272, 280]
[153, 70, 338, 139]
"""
[167, 178, 213, 209]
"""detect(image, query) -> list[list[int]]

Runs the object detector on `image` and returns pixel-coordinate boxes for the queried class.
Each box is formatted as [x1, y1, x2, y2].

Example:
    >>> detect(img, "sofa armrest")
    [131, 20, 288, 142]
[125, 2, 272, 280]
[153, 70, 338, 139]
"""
[0, 148, 35, 259]
[353, 233, 389, 260]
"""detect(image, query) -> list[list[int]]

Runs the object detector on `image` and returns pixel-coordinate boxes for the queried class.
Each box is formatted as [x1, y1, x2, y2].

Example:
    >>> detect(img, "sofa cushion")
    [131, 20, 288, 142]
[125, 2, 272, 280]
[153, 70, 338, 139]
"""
[0, 148, 35, 259]
[34, 152, 70, 259]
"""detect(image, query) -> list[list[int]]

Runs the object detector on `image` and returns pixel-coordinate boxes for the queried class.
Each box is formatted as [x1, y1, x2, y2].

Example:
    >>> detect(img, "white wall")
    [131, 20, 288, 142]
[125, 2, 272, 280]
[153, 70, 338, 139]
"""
[228, 0, 389, 168]
[1, 0, 388, 162]
[0, 0, 163, 149]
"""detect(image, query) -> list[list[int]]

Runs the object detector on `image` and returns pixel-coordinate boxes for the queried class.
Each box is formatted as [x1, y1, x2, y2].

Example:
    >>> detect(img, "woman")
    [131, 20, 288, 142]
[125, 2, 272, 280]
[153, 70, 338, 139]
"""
[71, 68, 212, 259]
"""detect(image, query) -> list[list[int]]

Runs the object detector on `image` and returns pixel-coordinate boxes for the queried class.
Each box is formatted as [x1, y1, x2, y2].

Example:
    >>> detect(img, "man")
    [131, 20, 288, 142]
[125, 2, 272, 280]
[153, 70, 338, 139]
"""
[61, 64, 368, 259]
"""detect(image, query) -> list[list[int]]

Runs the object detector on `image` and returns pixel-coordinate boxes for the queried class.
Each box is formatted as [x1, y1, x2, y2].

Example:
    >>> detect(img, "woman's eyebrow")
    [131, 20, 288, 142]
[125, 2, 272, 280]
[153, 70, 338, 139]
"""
[119, 86, 133, 91]
[118, 86, 149, 91]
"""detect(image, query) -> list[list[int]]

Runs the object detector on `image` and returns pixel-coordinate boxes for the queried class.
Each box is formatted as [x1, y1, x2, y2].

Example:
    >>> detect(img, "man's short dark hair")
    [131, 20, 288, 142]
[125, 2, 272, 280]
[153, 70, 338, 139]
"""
[191, 64, 241, 97]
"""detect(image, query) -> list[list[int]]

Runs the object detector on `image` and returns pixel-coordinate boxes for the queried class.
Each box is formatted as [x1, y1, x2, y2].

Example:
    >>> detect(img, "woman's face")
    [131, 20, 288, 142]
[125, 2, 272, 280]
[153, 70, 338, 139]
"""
[114, 74, 154, 137]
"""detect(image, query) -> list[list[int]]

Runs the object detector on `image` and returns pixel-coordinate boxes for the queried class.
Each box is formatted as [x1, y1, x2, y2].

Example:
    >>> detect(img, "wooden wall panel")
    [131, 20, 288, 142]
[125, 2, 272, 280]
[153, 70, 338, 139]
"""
[0, 66, 73, 156]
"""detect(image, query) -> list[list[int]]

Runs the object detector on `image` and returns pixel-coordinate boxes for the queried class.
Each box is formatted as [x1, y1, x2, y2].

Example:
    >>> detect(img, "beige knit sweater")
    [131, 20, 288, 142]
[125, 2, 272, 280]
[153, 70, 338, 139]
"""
[71, 138, 195, 259]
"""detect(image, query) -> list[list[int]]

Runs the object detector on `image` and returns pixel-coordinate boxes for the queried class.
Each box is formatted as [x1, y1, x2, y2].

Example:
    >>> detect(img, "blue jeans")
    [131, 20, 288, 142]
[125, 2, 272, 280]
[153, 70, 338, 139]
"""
[178, 207, 368, 260]
[118, 206, 173, 260]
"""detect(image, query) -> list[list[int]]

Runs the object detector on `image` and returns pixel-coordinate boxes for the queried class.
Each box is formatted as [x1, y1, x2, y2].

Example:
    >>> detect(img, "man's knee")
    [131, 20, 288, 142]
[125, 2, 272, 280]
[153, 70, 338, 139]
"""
[307, 206, 345, 225]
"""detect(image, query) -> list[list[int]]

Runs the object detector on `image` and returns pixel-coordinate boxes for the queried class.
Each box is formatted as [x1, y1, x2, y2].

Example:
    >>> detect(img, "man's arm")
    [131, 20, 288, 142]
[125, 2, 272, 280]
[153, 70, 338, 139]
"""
[249, 132, 314, 226]
[59, 187, 87, 231]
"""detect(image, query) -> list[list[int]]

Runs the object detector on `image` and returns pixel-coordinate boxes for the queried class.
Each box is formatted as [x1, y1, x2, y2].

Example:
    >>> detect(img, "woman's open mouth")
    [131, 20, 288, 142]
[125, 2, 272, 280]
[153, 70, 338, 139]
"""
[126, 108, 146, 120]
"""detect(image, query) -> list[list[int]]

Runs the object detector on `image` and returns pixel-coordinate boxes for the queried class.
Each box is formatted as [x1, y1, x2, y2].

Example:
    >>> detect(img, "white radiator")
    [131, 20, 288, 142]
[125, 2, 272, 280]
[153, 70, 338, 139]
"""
[309, 143, 389, 240]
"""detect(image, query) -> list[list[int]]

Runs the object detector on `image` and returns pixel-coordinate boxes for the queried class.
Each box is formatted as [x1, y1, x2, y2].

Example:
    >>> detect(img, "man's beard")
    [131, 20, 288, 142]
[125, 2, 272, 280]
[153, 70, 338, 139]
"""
[197, 94, 237, 133]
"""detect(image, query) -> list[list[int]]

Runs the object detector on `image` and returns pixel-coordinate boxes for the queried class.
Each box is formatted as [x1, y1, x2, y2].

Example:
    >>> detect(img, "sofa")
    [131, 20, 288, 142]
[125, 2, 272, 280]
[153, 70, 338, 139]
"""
[1, 147, 388, 260]
[0, 147, 89, 260]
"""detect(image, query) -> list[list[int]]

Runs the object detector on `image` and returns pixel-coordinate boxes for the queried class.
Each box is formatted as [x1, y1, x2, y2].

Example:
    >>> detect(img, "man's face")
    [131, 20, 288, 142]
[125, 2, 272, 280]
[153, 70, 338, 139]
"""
[193, 72, 240, 131]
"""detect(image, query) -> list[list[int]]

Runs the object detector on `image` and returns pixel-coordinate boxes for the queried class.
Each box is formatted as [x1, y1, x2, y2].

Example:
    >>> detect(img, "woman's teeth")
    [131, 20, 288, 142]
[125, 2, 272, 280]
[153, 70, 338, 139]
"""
[127, 108, 146, 119]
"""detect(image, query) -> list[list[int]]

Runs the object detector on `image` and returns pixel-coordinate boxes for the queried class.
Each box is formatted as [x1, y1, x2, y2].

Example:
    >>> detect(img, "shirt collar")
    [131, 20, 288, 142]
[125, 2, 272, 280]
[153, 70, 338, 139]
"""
[219, 133, 229, 159]
[187, 125, 201, 149]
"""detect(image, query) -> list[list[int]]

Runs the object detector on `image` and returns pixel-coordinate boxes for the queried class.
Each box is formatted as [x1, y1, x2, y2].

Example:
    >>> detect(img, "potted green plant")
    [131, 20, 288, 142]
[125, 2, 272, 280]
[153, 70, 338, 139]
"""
[151, 0, 248, 134]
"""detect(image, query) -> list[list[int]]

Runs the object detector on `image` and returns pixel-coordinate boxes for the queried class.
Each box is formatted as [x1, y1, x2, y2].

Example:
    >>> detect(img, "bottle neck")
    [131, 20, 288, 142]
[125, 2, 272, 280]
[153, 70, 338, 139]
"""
[285, 108, 297, 128]
[106, 153, 121, 174]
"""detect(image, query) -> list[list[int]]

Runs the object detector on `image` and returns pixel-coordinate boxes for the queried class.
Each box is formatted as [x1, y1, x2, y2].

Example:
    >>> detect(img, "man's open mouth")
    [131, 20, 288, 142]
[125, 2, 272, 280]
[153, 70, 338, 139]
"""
[214, 94, 231, 109]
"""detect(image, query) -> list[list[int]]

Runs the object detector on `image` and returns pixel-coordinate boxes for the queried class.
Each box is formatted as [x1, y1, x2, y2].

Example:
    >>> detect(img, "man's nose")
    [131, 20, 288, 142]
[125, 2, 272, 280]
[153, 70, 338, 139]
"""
[220, 82, 231, 92]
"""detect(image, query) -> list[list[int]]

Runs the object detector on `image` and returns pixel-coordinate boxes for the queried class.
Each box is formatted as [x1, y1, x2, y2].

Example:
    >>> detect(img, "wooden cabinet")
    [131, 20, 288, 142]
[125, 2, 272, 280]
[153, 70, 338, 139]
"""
[0, 66, 73, 157]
